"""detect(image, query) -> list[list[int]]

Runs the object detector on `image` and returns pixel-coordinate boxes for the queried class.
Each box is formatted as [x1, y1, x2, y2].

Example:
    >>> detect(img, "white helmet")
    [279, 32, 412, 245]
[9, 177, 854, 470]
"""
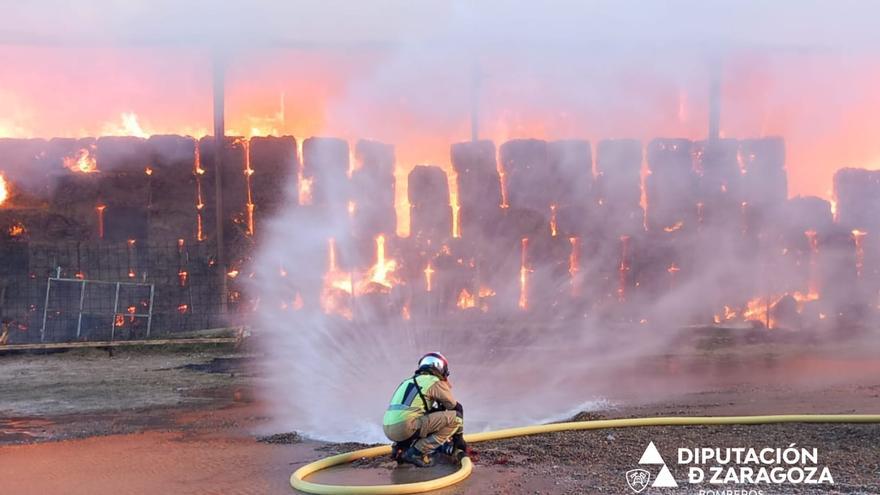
[417, 352, 450, 378]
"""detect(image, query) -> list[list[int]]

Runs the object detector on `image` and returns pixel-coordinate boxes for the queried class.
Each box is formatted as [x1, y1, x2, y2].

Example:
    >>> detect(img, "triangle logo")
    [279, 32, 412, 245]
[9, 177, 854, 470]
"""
[652, 465, 679, 488]
[638, 441, 665, 465]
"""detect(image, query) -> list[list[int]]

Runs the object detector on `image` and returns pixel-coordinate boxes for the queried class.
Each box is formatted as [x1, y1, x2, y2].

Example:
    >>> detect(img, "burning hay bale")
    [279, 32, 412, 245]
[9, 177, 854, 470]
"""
[147, 135, 198, 242]
[197, 136, 249, 244]
[351, 139, 396, 240]
[646, 138, 697, 234]
[249, 136, 299, 232]
[833, 168, 880, 232]
[740, 137, 787, 236]
[302, 137, 350, 214]
[547, 139, 593, 236]
[451, 140, 503, 241]
[694, 139, 741, 227]
[594, 139, 643, 236]
[408, 165, 452, 242]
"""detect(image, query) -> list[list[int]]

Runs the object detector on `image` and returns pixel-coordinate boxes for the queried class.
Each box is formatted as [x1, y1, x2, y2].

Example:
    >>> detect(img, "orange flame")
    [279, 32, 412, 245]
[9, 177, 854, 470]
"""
[852, 229, 867, 278]
[8, 222, 25, 237]
[96, 204, 106, 239]
[568, 236, 580, 295]
[362, 234, 398, 291]
[321, 237, 353, 319]
[240, 138, 256, 236]
[549, 204, 558, 237]
[457, 288, 476, 309]
[519, 238, 530, 310]
[0, 174, 8, 206]
[63, 147, 98, 173]
[618, 235, 631, 302]
[663, 220, 684, 233]
[424, 262, 434, 292]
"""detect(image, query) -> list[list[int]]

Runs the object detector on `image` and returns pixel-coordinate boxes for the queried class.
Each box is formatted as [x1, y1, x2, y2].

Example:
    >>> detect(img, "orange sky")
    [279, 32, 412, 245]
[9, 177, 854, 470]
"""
[2, 45, 880, 222]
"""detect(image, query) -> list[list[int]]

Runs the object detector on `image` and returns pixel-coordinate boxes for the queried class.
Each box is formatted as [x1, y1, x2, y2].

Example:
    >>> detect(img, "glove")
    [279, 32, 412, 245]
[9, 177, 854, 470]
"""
[453, 402, 463, 419]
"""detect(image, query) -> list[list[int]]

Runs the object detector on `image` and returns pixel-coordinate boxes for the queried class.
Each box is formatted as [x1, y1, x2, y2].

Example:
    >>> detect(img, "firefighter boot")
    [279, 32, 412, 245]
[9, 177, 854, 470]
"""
[401, 446, 434, 468]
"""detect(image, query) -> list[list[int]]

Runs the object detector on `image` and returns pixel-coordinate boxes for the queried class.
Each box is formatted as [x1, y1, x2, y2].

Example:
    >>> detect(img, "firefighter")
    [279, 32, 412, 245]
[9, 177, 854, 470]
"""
[383, 352, 466, 467]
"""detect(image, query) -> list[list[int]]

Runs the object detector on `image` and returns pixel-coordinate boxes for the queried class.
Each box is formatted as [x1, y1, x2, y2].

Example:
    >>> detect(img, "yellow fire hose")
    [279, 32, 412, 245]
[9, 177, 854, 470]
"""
[290, 414, 880, 494]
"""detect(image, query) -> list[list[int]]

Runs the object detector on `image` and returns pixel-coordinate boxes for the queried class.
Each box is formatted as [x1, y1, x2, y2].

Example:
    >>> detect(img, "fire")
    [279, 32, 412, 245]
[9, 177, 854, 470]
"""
[348, 200, 356, 216]
[424, 262, 435, 292]
[177, 303, 189, 314]
[457, 288, 476, 309]
[8, 222, 25, 237]
[518, 237, 530, 310]
[714, 291, 820, 329]
[401, 304, 411, 320]
[663, 221, 684, 233]
[145, 167, 153, 176]
[0, 174, 8, 206]
[617, 235, 631, 302]
[178, 270, 188, 287]
[298, 174, 313, 205]
[852, 229, 867, 278]
[568, 236, 580, 295]
[362, 234, 398, 291]
[227, 270, 240, 278]
[63, 147, 98, 173]
[549, 204, 558, 236]
[321, 237, 353, 318]
[240, 138, 256, 236]
[95, 204, 106, 239]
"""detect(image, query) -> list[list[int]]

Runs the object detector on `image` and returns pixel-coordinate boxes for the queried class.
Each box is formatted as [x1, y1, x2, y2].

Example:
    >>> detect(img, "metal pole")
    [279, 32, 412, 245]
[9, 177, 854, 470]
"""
[111, 283, 120, 341]
[213, 51, 228, 314]
[470, 61, 481, 142]
[40, 278, 52, 342]
[76, 281, 86, 339]
[146, 284, 155, 337]
[708, 59, 722, 142]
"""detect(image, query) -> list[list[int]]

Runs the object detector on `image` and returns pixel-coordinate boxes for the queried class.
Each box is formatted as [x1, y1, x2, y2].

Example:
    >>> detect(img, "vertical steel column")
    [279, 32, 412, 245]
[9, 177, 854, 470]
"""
[213, 51, 228, 314]
[470, 62, 481, 142]
[111, 283, 120, 341]
[39, 279, 52, 342]
[708, 59, 722, 142]
[76, 281, 86, 338]
[146, 284, 155, 337]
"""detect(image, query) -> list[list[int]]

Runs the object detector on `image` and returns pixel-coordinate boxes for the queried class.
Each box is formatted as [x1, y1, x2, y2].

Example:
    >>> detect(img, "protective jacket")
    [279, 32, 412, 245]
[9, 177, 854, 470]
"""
[383, 373, 457, 426]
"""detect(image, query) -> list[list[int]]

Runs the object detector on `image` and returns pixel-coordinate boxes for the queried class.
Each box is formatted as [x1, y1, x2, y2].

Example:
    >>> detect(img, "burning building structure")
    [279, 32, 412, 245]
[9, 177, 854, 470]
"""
[0, 128, 878, 343]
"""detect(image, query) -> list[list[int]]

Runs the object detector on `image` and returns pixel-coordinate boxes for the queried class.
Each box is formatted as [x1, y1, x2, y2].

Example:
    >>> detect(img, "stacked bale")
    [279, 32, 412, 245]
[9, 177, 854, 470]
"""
[645, 138, 697, 233]
[694, 139, 741, 228]
[96, 137, 151, 242]
[351, 139, 395, 240]
[833, 168, 880, 232]
[547, 140, 593, 236]
[408, 165, 452, 242]
[49, 137, 100, 241]
[197, 136, 249, 245]
[594, 139, 643, 235]
[250, 135, 298, 221]
[147, 135, 198, 242]
[740, 137, 787, 236]
[451, 140, 502, 240]
[593, 139, 643, 304]
[302, 137, 350, 216]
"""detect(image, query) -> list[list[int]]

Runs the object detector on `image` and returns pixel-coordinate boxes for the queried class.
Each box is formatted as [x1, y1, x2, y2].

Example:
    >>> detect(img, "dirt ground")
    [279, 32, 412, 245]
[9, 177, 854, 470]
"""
[1, 338, 879, 494]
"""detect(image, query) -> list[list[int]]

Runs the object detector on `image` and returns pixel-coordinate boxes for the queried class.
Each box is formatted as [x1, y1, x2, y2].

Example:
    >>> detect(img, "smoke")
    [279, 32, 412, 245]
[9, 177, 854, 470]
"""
[4, 1, 880, 442]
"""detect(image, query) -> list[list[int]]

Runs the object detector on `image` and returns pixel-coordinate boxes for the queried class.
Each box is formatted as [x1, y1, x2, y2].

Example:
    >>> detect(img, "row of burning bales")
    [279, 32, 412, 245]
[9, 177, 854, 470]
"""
[0, 134, 879, 333]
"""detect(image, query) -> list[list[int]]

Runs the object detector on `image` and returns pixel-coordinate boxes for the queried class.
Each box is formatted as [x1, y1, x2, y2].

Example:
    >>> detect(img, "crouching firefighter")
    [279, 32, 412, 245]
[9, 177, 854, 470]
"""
[383, 352, 467, 467]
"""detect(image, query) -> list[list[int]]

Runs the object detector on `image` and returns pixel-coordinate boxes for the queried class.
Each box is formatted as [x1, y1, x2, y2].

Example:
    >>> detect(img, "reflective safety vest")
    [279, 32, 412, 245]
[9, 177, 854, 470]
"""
[383, 373, 440, 426]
